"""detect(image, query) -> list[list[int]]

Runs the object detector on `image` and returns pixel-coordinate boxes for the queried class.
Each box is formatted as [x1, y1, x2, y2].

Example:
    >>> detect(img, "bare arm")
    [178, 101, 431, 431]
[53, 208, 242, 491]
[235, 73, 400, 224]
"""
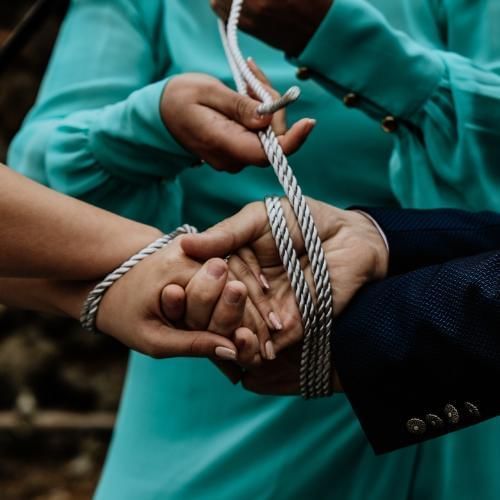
[0, 164, 162, 279]
[0, 278, 91, 319]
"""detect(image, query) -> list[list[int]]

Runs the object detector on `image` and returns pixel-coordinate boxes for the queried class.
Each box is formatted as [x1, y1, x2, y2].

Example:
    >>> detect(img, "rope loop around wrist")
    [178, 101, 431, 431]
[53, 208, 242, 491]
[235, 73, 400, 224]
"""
[80, 224, 197, 334]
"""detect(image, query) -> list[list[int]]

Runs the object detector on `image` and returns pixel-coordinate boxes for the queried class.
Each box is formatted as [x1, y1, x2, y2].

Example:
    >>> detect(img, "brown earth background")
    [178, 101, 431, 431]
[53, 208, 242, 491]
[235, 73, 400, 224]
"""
[1, 2, 128, 498]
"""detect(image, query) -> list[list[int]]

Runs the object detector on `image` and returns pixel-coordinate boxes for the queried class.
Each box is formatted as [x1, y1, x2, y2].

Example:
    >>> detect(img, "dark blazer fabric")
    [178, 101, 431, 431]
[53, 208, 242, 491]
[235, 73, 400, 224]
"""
[335, 208, 500, 454]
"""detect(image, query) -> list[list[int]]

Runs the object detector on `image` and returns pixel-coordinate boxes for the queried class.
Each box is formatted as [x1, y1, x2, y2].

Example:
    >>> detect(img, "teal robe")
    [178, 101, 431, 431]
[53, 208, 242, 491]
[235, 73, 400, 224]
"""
[8, 0, 500, 498]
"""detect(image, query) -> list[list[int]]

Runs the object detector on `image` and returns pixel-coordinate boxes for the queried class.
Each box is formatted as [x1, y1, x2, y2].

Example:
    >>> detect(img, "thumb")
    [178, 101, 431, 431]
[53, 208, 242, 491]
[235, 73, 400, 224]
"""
[181, 202, 268, 260]
[151, 324, 239, 360]
[205, 82, 272, 130]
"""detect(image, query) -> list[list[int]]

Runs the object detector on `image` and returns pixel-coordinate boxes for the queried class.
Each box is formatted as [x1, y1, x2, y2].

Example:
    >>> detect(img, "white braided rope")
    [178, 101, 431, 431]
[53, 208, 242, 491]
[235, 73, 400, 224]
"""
[80, 225, 197, 334]
[265, 197, 318, 392]
[220, 1, 334, 398]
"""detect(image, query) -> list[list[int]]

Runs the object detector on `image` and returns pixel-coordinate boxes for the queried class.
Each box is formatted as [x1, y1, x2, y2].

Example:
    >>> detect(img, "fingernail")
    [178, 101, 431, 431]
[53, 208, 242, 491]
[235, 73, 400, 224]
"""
[207, 260, 226, 279]
[265, 340, 276, 360]
[268, 312, 283, 331]
[215, 346, 237, 361]
[247, 56, 253, 63]
[260, 273, 270, 290]
[225, 286, 242, 305]
[307, 119, 317, 128]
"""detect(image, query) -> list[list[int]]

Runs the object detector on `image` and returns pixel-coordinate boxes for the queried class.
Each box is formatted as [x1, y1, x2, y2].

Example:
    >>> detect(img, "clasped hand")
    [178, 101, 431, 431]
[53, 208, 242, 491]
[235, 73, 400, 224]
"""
[95, 198, 388, 396]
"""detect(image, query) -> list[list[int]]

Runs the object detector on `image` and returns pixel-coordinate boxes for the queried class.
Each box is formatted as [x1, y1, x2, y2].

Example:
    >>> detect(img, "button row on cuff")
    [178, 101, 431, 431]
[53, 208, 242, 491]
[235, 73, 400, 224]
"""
[406, 402, 480, 436]
[342, 91, 398, 134]
[295, 66, 400, 135]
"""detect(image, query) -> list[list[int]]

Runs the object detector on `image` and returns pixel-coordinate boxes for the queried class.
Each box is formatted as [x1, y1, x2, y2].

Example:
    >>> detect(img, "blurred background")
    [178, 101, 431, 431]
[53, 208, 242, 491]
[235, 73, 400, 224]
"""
[1, 2, 128, 498]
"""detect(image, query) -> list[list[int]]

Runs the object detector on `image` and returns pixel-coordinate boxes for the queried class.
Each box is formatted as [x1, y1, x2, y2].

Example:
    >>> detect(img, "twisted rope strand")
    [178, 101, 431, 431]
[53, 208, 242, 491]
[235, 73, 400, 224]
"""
[220, 1, 334, 398]
[265, 197, 317, 396]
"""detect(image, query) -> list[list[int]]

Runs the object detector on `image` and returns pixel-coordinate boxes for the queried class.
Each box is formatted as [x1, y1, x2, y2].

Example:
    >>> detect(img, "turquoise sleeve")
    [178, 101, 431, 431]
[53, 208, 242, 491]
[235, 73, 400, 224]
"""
[8, 0, 194, 204]
[292, 0, 500, 210]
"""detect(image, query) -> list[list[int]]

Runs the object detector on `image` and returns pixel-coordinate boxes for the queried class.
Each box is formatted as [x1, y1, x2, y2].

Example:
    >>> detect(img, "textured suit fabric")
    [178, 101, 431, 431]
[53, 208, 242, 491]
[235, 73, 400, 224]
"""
[336, 208, 500, 454]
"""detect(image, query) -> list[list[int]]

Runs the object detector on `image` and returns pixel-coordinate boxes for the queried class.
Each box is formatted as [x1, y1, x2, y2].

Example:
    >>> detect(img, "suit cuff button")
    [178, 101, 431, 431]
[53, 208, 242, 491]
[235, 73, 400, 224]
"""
[425, 414, 444, 430]
[464, 402, 480, 418]
[445, 404, 460, 424]
[407, 418, 426, 435]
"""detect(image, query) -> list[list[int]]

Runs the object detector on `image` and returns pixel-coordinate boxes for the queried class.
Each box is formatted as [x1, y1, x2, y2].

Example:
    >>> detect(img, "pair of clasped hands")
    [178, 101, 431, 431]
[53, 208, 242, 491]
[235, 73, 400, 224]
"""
[96, 8, 387, 395]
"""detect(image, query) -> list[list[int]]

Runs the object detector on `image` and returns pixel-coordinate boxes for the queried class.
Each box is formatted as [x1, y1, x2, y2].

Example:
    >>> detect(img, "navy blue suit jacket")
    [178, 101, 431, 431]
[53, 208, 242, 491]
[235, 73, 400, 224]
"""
[335, 208, 500, 454]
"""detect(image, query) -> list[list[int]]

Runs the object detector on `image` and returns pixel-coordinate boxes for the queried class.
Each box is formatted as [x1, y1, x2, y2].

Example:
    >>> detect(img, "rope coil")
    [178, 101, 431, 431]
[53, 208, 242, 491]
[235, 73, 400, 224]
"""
[219, 0, 334, 398]
[80, 225, 197, 334]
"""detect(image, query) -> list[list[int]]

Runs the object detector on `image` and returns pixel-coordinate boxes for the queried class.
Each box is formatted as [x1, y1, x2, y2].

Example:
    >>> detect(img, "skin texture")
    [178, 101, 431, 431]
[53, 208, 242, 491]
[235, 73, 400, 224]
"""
[161, 73, 315, 172]
[181, 198, 389, 395]
[211, 0, 334, 56]
[0, 165, 162, 279]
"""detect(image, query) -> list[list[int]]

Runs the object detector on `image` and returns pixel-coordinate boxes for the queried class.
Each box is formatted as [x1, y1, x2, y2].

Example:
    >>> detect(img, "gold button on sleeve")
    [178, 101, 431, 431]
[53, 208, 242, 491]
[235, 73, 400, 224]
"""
[296, 66, 311, 80]
[381, 116, 398, 133]
[343, 93, 360, 108]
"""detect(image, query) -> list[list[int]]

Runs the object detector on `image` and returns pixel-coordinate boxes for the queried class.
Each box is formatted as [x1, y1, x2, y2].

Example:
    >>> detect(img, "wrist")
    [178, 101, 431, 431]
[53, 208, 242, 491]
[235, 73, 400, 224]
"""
[55, 281, 97, 320]
[286, 0, 334, 56]
[354, 211, 389, 280]
[128, 224, 164, 252]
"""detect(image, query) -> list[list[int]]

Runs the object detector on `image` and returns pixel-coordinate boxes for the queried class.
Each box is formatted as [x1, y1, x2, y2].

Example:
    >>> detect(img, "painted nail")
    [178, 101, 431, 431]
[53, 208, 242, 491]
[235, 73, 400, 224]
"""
[265, 340, 276, 360]
[215, 346, 237, 361]
[268, 312, 283, 331]
[260, 273, 270, 290]
[207, 260, 226, 279]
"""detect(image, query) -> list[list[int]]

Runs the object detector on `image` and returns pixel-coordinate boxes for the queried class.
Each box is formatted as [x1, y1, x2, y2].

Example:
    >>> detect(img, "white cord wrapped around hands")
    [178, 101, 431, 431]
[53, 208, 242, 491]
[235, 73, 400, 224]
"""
[80, 225, 197, 334]
[220, 0, 335, 398]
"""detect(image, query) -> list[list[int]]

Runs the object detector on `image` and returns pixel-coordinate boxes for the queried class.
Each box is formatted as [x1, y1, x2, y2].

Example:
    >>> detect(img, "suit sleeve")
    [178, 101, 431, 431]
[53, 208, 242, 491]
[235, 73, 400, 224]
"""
[291, 0, 500, 211]
[358, 207, 500, 276]
[334, 250, 500, 454]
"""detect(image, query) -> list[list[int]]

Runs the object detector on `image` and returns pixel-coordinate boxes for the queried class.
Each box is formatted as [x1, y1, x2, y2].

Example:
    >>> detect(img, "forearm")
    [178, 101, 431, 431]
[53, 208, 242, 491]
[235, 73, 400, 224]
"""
[0, 278, 93, 319]
[0, 165, 162, 279]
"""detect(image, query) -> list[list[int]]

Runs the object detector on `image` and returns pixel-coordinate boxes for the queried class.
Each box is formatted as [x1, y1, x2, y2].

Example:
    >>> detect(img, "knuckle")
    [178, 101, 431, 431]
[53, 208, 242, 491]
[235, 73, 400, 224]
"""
[232, 259, 254, 280]
[193, 288, 218, 307]
[234, 97, 246, 123]
[252, 289, 270, 308]
[211, 310, 235, 332]
[186, 319, 204, 332]
[187, 334, 200, 356]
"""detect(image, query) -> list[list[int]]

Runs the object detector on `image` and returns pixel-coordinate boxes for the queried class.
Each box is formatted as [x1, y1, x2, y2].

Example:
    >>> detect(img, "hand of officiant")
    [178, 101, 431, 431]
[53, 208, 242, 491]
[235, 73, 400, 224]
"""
[211, 0, 333, 56]
[161, 73, 315, 172]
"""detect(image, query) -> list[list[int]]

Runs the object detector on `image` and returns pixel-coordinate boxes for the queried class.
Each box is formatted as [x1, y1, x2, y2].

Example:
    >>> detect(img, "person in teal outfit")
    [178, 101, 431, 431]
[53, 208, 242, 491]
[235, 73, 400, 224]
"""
[8, 0, 500, 498]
